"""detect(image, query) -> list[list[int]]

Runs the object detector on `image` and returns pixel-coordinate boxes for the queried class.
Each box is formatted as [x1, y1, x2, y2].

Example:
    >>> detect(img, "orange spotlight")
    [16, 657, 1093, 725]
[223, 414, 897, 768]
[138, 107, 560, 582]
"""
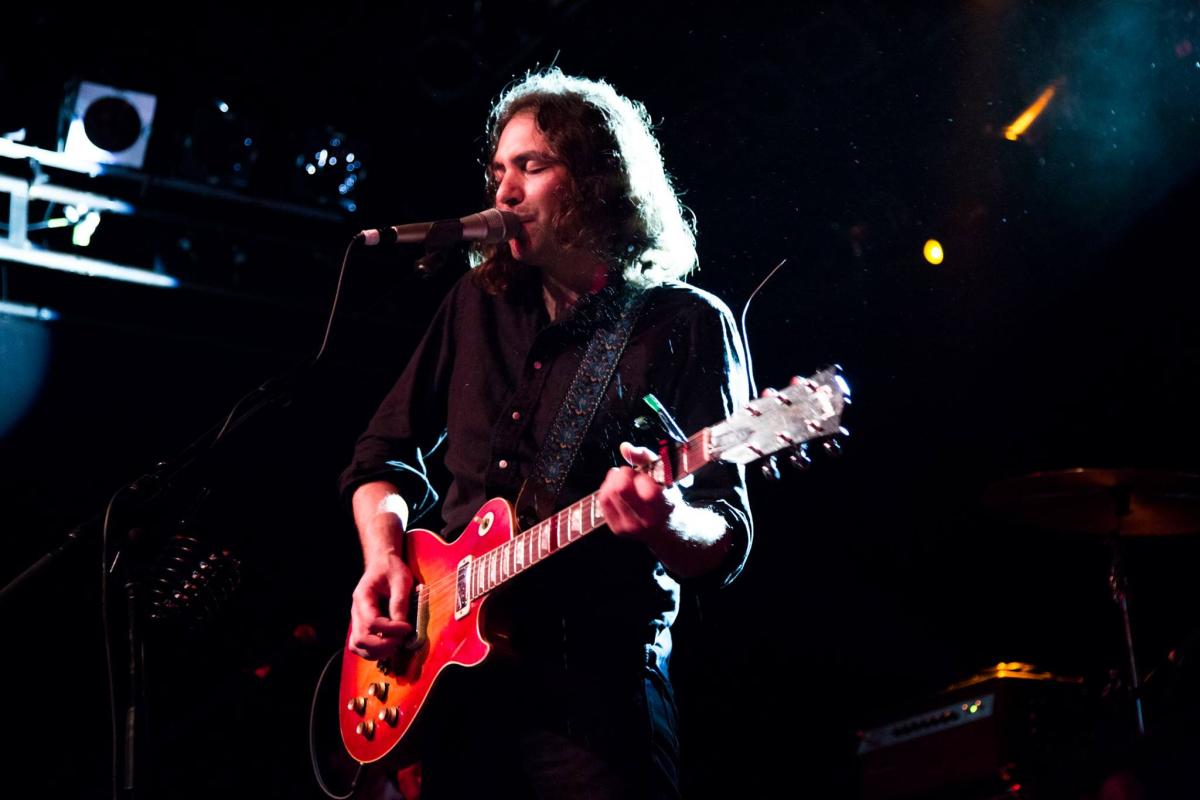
[1003, 79, 1063, 141]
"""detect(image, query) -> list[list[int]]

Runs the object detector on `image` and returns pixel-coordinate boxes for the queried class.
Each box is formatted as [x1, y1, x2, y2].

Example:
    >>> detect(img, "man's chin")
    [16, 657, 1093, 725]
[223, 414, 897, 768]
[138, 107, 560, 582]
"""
[509, 239, 545, 267]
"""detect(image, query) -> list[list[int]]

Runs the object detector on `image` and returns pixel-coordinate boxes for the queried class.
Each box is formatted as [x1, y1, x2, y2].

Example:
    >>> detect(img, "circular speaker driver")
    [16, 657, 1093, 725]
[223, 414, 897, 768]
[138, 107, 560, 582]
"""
[82, 95, 143, 153]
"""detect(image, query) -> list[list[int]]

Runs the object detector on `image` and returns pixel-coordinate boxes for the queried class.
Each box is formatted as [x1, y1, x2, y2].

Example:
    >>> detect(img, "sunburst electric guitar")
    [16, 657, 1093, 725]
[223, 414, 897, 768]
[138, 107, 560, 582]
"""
[338, 367, 850, 764]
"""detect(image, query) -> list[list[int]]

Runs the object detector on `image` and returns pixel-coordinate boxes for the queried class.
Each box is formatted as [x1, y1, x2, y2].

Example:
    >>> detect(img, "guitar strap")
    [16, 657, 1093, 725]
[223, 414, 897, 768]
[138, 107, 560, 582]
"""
[522, 281, 649, 516]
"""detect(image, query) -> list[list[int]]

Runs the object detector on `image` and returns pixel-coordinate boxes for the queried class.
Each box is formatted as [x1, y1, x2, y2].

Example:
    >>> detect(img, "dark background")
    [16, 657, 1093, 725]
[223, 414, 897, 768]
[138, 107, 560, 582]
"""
[3, 2, 1200, 797]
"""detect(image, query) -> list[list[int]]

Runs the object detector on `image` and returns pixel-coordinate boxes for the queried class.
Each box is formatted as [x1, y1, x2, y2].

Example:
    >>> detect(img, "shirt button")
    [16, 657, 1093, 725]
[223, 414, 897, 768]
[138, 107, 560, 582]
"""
[498, 459, 509, 469]
[511, 411, 521, 421]
[532, 360, 543, 370]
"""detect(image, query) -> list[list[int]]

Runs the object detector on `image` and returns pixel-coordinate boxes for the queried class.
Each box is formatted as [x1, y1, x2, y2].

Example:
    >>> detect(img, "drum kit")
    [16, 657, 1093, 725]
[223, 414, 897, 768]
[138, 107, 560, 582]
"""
[983, 467, 1200, 739]
[861, 468, 1200, 799]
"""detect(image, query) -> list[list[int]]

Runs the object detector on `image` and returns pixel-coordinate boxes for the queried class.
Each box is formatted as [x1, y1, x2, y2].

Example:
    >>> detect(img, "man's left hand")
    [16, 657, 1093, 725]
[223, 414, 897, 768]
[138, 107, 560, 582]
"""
[598, 442, 677, 544]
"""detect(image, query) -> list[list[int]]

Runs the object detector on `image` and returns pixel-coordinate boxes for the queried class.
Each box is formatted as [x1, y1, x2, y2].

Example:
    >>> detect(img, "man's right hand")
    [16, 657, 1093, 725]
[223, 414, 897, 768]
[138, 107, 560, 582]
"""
[348, 482, 414, 660]
[349, 550, 414, 660]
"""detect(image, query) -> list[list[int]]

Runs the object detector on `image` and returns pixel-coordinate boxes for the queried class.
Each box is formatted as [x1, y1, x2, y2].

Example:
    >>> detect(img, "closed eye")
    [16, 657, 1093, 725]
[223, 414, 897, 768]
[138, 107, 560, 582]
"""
[523, 154, 562, 172]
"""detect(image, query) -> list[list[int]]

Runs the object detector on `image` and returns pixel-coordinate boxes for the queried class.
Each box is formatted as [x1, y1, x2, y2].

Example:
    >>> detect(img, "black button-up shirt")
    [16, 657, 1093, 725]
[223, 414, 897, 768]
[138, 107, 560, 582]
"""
[338, 267, 752, 752]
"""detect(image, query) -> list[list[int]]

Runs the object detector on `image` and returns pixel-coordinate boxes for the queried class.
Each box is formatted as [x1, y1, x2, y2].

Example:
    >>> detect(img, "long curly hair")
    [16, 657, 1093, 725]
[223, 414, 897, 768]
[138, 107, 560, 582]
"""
[469, 69, 697, 293]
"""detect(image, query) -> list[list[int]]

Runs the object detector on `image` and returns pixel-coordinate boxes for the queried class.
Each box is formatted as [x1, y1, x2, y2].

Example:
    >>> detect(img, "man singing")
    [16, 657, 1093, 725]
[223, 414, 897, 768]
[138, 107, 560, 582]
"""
[339, 68, 752, 799]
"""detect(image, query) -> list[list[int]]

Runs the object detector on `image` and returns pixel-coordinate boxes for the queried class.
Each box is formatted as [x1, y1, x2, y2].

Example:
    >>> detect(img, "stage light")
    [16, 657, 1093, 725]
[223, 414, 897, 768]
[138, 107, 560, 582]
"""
[923, 239, 944, 265]
[294, 127, 365, 214]
[1003, 79, 1062, 142]
[60, 80, 157, 169]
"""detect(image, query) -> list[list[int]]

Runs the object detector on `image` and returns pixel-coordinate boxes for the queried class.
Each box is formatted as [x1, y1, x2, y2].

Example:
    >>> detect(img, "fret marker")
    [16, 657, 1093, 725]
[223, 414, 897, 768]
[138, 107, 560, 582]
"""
[570, 505, 583, 540]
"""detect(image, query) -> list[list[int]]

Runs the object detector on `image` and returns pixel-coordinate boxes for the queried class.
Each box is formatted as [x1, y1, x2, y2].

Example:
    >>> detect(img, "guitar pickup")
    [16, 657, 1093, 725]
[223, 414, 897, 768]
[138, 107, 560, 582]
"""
[454, 556, 473, 620]
[406, 583, 429, 650]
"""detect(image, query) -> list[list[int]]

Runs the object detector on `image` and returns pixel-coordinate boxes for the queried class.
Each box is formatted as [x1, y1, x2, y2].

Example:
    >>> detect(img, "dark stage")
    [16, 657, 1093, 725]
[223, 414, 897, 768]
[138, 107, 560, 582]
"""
[3, 3, 1200, 798]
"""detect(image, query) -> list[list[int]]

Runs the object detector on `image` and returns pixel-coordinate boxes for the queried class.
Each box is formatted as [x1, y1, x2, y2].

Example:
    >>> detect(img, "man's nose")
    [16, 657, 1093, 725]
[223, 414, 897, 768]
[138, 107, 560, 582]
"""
[496, 173, 522, 207]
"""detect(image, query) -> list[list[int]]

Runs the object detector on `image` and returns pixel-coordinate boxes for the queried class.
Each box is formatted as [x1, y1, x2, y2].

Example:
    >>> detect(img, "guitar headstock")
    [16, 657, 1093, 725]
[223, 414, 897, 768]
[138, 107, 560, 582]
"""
[708, 366, 850, 466]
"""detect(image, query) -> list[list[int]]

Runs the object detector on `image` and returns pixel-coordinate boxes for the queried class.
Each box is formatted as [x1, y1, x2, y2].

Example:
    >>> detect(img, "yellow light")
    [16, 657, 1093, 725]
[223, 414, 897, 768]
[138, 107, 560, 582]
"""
[72, 211, 101, 247]
[1003, 79, 1063, 141]
[923, 239, 944, 265]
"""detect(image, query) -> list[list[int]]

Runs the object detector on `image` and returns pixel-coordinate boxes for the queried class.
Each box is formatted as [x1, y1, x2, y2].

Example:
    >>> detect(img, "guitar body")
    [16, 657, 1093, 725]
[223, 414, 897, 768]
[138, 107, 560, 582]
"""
[338, 497, 516, 764]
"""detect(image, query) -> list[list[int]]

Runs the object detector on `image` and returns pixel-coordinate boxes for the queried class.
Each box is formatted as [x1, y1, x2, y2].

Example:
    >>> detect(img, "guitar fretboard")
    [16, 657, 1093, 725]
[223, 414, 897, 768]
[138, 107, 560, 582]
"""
[465, 431, 712, 601]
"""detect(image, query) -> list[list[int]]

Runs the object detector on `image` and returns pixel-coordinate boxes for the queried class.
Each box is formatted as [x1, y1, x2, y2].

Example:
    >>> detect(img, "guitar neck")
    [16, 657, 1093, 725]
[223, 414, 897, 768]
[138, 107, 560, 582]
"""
[461, 366, 848, 603]
[463, 431, 714, 602]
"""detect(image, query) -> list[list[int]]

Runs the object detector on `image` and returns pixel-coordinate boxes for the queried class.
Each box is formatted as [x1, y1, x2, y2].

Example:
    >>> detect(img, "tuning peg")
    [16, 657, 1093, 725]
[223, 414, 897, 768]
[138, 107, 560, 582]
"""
[789, 376, 817, 393]
[760, 455, 781, 481]
[759, 386, 793, 406]
[822, 437, 844, 458]
[833, 367, 852, 403]
[788, 443, 812, 470]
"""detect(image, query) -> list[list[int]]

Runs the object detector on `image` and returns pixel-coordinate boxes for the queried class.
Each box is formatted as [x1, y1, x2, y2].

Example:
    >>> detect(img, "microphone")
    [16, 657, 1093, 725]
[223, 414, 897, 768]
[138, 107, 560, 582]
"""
[355, 208, 522, 247]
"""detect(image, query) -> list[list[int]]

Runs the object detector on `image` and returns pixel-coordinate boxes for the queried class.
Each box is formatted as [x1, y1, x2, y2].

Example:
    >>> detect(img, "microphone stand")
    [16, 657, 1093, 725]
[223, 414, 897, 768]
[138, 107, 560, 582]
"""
[0, 226, 398, 800]
[0, 362, 306, 800]
[0, 514, 100, 604]
[0, 226, 451, 799]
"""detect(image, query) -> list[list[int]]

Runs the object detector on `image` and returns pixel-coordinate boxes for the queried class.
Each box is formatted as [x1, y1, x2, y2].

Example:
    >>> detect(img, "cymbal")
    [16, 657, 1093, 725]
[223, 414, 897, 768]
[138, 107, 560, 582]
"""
[984, 468, 1200, 536]
[943, 662, 1084, 692]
